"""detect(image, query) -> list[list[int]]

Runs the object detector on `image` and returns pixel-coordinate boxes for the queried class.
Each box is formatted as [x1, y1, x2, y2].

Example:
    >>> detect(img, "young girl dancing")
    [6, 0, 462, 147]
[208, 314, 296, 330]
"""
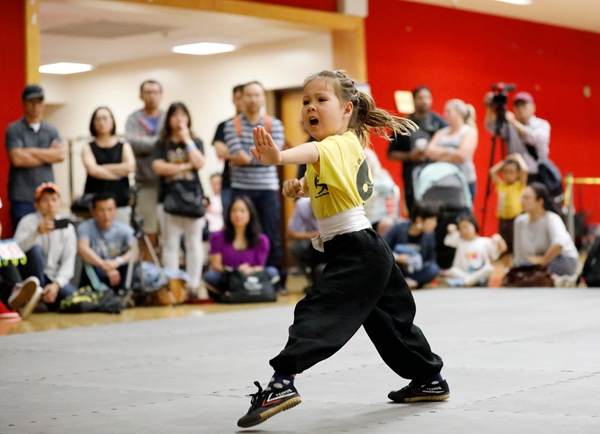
[237, 70, 449, 428]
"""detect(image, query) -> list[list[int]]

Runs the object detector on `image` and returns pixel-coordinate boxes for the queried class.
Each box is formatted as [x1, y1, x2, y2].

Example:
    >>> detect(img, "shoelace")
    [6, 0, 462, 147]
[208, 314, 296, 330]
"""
[247, 381, 264, 406]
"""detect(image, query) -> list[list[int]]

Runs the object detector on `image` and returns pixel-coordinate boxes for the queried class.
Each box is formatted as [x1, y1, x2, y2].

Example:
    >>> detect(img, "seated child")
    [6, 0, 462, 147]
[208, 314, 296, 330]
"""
[443, 214, 507, 287]
[489, 153, 528, 267]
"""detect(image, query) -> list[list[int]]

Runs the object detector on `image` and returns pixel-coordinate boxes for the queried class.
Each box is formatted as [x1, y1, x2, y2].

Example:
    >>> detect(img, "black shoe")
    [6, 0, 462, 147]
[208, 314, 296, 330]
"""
[388, 379, 450, 403]
[237, 381, 302, 428]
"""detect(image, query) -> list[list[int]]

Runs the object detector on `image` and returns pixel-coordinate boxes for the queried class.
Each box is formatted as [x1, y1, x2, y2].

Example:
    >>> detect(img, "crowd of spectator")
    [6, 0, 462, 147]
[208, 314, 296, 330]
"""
[0, 77, 585, 323]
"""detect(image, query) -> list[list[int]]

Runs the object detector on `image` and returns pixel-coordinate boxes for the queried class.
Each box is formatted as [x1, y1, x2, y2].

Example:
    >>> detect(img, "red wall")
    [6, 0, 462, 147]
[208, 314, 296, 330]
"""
[241, 0, 337, 12]
[0, 1, 25, 237]
[366, 0, 600, 234]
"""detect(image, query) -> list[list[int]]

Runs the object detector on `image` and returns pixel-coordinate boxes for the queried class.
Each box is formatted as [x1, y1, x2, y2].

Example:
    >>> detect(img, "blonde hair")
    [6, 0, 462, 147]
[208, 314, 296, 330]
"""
[445, 99, 476, 127]
[303, 70, 417, 148]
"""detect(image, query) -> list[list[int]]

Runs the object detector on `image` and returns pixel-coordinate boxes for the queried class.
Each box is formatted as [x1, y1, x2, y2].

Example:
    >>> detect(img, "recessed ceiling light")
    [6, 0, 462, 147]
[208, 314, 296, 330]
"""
[493, 0, 532, 5]
[39, 62, 93, 74]
[172, 42, 236, 56]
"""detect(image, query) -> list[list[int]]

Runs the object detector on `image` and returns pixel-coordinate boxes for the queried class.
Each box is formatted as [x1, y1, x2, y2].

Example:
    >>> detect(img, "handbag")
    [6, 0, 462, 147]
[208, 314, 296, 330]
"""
[525, 145, 563, 197]
[163, 180, 206, 218]
[219, 269, 276, 304]
[503, 264, 554, 287]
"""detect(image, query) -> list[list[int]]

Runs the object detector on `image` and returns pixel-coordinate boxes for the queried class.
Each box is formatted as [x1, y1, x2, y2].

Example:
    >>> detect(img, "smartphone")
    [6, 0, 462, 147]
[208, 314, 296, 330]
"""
[53, 218, 71, 230]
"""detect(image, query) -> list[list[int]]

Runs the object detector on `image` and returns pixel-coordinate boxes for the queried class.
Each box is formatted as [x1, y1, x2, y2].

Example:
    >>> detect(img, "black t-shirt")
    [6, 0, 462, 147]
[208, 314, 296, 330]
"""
[212, 119, 231, 188]
[388, 112, 447, 183]
[152, 137, 204, 203]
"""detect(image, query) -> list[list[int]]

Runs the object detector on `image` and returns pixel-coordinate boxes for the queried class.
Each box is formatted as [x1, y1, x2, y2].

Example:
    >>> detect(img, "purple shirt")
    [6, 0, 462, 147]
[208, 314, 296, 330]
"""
[209, 230, 270, 268]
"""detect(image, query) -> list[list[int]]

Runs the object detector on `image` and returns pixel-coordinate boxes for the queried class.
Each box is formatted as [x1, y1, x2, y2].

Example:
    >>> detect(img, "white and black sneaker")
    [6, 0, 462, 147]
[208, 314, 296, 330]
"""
[8, 277, 41, 311]
[388, 379, 450, 403]
[237, 381, 302, 428]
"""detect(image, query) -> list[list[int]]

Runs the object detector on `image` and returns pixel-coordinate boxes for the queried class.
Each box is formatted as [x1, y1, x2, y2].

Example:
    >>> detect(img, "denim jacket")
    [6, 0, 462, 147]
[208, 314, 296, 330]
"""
[383, 220, 437, 264]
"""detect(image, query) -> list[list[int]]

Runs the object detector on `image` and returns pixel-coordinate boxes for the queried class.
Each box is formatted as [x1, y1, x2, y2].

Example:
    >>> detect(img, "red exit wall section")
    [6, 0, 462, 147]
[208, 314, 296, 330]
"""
[0, 0, 25, 237]
[366, 0, 600, 233]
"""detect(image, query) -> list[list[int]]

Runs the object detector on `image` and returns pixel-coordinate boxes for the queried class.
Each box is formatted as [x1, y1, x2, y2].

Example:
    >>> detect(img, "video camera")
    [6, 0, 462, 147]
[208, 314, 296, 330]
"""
[490, 82, 515, 124]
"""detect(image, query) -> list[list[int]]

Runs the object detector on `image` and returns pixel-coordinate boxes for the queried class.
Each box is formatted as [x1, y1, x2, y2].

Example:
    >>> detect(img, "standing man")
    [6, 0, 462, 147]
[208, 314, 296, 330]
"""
[223, 81, 286, 287]
[4, 85, 66, 230]
[388, 86, 447, 215]
[212, 84, 245, 215]
[485, 91, 550, 184]
[125, 80, 165, 242]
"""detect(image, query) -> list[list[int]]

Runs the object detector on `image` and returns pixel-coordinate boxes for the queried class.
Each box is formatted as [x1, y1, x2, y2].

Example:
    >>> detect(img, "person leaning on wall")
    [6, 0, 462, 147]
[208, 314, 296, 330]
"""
[4, 85, 66, 231]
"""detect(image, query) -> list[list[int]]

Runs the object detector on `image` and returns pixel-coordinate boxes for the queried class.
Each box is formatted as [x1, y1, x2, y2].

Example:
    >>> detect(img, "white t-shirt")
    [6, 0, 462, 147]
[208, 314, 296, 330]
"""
[445, 231, 501, 272]
[513, 212, 578, 261]
[205, 194, 224, 233]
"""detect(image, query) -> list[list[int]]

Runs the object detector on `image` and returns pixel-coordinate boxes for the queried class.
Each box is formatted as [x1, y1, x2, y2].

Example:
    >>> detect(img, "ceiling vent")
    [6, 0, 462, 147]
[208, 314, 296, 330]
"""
[43, 20, 170, 39]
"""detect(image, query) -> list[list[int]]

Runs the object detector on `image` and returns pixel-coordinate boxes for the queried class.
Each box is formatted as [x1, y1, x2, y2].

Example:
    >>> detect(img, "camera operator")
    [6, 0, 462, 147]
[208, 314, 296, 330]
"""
[484, 91, 550, 184]
[388, 86, 447, 216]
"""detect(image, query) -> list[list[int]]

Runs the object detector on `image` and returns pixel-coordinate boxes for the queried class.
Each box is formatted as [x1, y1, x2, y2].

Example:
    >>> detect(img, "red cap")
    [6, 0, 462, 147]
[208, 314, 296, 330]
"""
[35, 182, 60, 201]
[513, 91, 534, 104]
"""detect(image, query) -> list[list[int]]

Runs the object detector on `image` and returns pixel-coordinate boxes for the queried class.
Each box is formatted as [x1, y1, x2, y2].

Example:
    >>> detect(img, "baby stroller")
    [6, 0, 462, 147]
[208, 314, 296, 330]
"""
[414, 162, 473, 269]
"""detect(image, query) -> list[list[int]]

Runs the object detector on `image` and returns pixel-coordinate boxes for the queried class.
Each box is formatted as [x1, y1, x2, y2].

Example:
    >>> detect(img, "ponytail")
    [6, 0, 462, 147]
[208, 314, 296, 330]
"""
[446, 99, 476, 127]
[304, 70, 417, 148]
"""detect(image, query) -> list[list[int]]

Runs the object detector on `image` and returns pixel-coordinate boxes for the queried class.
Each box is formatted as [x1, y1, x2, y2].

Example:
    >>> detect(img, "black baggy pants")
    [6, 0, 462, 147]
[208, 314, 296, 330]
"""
[270, 228, 443, 380]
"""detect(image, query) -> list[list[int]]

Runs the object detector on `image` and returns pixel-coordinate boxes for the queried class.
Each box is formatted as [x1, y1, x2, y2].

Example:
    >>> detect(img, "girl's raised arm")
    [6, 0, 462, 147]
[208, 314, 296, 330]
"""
[251, 126, 319, 166]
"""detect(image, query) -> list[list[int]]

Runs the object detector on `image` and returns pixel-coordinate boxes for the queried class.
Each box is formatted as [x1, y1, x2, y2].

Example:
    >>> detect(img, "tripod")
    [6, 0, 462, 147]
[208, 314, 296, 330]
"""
[124, 188, 169, 295]
[481, 120, 508, 234]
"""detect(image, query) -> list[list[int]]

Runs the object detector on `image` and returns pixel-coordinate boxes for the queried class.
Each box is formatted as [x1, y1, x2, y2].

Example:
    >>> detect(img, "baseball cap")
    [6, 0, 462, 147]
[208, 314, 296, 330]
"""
[513, 91, 534, 104]
[35, 182, 60, 201]
[22, 84, 45, 101]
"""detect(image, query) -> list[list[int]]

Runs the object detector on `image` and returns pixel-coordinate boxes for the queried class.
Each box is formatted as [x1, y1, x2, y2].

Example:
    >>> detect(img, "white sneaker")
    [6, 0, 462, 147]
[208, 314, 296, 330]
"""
[18, 285, 43, 320]
[8, 277, 40, 310]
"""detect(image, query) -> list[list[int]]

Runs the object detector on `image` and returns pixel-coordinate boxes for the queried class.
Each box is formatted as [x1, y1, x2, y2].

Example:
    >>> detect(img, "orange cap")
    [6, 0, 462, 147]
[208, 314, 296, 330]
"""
[35, 182, 60, 201]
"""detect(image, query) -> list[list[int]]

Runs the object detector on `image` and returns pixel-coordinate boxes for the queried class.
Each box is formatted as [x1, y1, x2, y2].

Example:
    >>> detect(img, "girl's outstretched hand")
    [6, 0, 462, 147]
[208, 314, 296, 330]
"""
[251, 126, 282, 165]
[283, 177, 308, 199]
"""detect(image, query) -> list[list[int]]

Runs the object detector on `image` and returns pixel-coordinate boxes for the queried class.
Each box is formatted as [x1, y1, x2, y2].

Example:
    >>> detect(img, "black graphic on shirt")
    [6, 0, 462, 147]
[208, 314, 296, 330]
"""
[356, 158, 373, 201]
[314, 173, 329, 198]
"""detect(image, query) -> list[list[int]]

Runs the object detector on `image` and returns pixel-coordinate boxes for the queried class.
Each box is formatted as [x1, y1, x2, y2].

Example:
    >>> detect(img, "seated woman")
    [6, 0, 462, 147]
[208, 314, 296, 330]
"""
[425, 99, 478, 201]
[513, 183, 579, 283]
[204, 196, 279, 297]
[82, 107, 135, 224]
[383, 202, 440, 289]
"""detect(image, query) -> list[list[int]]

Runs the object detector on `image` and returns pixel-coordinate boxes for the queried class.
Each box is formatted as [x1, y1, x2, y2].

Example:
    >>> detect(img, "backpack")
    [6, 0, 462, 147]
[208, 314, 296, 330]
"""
[59, 286, 124, 314]
[233, 115, 271, 137]
[525, 144, 563, 197]
[581, 236, 600, 287]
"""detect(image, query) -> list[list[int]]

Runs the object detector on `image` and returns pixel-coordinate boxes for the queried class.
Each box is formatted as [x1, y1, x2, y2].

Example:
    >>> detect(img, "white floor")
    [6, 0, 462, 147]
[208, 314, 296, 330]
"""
[2, 289, 600, 433]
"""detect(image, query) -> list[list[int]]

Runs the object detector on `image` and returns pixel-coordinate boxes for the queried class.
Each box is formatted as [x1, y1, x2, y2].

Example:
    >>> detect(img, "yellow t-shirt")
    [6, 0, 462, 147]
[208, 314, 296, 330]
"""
[306, 131, 373, 220]
[496, 180, 525, 219]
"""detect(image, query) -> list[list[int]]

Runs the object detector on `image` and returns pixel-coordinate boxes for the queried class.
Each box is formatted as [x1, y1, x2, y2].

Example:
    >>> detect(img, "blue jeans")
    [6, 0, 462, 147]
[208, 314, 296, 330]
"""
[468, 182, 477, 203]
[231, 189, 283, 271]
[18, 245, 76, 310]
[220, 187, 233, 218]
[204, 266, 279, 293]
[80, 263, 129, 293]
[10, 200, 36, 232]
[392, 244, 440, 287]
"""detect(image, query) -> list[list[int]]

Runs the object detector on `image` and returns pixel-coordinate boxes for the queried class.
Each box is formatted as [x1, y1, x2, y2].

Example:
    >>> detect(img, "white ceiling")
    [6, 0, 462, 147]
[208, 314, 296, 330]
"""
[40, 0, 328, 67]
[402, 0, 600, 34]
[41, 0, 599, 68]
